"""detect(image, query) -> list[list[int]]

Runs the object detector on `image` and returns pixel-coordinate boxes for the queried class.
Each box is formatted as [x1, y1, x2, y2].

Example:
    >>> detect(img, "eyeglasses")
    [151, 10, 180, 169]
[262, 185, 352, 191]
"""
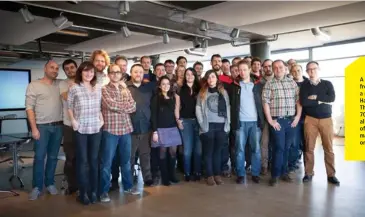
[109, 71, 122, 75]
[306, 68, 318, 72]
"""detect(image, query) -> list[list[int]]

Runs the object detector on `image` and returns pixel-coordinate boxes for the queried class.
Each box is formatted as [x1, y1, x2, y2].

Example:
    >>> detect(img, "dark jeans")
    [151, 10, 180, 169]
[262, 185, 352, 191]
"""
[229, 131, 236, 172]
[100, 131, 133, 194]
[32, 124, 63, 190]
[288, 121, 305, 170]
[111, 146, 120, 183]
[63, 125, 77, 190]
[131, 133, 152, 181]
[200, 123, 227, 177]
[75, 131, 102, 196]
[270, 118, 296, 178]
[221, 136, 230, 172]
[180, 119, 202, 175]
[150, 147, 160, 179]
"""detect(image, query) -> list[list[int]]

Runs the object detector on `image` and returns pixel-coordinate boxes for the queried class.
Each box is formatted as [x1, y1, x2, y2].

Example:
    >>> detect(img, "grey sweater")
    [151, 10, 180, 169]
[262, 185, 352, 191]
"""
[195, 89, 230, 134]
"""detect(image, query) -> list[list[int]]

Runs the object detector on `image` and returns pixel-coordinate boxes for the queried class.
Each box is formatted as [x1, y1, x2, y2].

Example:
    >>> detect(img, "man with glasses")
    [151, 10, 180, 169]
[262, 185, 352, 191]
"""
[99, 64, 140, 202]
[300, 61, 340, 185]
[164, 59, 175, 80]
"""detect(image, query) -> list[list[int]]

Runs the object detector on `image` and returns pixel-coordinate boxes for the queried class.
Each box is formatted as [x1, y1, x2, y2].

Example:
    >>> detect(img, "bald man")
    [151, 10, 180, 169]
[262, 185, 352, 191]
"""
[26, 60, 64, 200]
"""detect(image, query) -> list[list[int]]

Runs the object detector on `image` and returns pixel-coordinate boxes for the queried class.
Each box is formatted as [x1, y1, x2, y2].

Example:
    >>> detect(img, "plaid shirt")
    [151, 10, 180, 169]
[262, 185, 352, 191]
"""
[68, 84, 102, 134]
[262, 76, 299, 117]
[101, 83, 136, 135]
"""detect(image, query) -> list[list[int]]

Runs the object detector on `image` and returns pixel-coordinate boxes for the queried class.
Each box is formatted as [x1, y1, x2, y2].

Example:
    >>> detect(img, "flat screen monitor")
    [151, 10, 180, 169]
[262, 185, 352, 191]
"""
[0, 68, 31, 111]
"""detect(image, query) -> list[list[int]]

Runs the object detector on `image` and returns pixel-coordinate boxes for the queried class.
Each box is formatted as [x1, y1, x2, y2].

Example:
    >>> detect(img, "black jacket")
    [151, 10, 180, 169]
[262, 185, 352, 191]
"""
[227, 80, 265, 131]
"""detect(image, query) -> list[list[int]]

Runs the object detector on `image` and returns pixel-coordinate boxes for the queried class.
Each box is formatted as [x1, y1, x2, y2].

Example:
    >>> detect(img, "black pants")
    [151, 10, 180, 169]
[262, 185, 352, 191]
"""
[63, 125, 77, 190]
[201, 123, 227, 177]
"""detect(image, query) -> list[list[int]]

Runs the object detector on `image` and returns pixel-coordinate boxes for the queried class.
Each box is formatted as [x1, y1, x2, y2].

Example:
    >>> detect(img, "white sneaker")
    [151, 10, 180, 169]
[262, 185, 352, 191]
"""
[46, 185, 58, 195]
[100, 193, 111, 203]
[29, 187, 41, 201]
[124, 187, 140, 195]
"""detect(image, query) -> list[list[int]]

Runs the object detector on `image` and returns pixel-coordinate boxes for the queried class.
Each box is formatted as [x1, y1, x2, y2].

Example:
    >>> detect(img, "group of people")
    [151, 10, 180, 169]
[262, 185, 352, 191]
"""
[24, 49, 340, 205]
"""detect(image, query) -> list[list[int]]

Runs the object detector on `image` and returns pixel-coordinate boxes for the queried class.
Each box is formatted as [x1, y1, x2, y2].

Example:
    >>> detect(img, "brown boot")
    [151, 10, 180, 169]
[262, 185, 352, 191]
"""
[214, 176, 224, 185]
[206, 176, 216, 186]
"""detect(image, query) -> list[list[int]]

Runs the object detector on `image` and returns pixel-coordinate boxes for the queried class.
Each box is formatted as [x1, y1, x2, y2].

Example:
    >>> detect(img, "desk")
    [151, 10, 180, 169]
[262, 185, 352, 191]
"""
[0, 135, 26, 192]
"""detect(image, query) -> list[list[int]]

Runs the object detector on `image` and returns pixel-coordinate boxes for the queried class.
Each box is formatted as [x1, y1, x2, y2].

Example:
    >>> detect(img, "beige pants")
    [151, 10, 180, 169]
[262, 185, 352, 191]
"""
[304, 116, 336, 177]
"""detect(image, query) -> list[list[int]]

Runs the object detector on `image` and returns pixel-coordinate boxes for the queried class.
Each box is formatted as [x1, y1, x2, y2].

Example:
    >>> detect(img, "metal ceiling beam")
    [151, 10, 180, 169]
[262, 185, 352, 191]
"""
[15, 1, 211, 40]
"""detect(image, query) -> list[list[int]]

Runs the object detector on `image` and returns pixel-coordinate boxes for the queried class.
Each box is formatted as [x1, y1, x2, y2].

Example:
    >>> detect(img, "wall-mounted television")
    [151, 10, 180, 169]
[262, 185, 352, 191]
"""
[0, 68, 31, 111]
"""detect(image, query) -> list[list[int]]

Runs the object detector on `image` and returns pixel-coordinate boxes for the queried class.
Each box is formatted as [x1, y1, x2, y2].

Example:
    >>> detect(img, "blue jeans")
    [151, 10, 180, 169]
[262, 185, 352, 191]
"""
[235, 121, 261, 177]
[100, 131, 133, 194]
[288, 121, 304, 170]
[32, 124, 63, 190]
[200, 123, 227, 177]
[180, 119, 202, 175]
[270, 118, 296, 178]
[75, 131, 102, 196]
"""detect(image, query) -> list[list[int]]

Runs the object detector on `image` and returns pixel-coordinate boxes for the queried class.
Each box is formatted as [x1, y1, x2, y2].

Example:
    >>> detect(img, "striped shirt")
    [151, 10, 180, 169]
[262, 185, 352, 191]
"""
[262, 76, 299, 117]
[101, 83, 136, 135]
[68, 83, 102, 134]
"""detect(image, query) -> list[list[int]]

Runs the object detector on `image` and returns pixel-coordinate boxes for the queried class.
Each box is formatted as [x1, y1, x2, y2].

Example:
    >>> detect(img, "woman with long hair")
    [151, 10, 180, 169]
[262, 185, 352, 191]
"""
[196, 70, 230, 186]
[178, 68, 202, 181]
[68, 61, 103, 205]
[151, 76, 182, 186]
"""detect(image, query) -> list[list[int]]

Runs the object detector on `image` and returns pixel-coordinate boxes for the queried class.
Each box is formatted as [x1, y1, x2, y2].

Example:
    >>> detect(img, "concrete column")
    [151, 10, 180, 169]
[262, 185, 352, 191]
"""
[250, 41, 270, 60]
[150, 55, 160, 66]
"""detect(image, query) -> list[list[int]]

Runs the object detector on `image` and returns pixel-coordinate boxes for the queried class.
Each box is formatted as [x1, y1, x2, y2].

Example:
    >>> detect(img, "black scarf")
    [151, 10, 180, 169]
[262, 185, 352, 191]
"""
[208, 87, 227, 118]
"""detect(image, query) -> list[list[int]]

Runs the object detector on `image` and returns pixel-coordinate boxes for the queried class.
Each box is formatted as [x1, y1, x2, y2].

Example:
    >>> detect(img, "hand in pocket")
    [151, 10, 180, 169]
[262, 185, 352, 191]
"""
[71, 120, 79, 131]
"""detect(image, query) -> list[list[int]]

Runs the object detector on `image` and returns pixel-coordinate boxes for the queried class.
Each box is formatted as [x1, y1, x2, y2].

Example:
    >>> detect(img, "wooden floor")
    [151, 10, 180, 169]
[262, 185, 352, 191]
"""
[1, 137, 364, 217]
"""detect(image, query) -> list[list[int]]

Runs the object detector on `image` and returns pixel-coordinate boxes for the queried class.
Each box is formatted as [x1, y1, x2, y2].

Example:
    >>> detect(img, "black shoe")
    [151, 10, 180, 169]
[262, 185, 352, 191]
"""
[109, 181, 119, 191]
[144, 179, 154, 187]
[302, 175, 313, 183]
[168, 157, 179, 184]
[65, 187, 78, 195]
[77, 193, 90, 205]
[328, 176, 340, 186]
[184, 174, 190, 182]
[281, 174, 293, 183]
[269, 177, 278, 186]
[252, 176, 260, 184]
[160, 158, 171, 186]
[193, 173, 201, 182]
[89, 192, 97, 204]
[236, 176, 245, 184]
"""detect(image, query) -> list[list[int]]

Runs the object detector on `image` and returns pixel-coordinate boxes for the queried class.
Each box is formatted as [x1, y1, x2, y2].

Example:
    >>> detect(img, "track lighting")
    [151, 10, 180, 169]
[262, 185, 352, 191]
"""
[201, 39, 208, 49]
[163, 31, 170, 44]
[310, 27, 331, 41]
[52, 13, 68, 28]
[119, 1, 130, 15]
[199, 20, 209, 31]
[193, 38, 201, 48]
[19, 6, 35, 24]
[121, 25, 131, 38]
[230, 28, 240, 39]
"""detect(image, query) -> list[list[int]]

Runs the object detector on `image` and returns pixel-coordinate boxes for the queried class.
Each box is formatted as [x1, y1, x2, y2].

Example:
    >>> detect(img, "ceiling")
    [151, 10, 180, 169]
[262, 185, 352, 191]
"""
[0, 1, 364, 65]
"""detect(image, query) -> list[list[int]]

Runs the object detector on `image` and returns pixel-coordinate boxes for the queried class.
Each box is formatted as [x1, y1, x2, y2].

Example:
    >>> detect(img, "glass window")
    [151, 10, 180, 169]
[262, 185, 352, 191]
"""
[314, 57, 357, 77]
[313, 41, 365, 60]
[271, 50, 309, 62]
[325, 77, 344, 120]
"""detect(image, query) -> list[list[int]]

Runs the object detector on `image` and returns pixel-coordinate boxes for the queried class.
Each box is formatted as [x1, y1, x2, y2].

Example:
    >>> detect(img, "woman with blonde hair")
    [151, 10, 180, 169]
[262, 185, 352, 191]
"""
[196, 70, 230, 186]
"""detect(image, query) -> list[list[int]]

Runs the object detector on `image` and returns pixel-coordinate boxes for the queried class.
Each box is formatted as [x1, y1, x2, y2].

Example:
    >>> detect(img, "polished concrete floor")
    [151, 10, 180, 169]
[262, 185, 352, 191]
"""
[0, 137, 364, 217]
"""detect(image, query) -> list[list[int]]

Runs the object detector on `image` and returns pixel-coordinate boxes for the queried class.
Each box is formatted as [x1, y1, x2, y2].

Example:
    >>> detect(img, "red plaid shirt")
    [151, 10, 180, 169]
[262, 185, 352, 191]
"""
[101, 83, 136, 135]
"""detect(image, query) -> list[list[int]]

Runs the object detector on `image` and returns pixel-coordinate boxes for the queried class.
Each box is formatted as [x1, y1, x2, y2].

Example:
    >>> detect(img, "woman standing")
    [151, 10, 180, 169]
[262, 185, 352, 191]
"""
[196, 70, 230, 186]
[179, 68, 202, 181]
[151, 76, 182, 186]
[68, 61, 103, 205]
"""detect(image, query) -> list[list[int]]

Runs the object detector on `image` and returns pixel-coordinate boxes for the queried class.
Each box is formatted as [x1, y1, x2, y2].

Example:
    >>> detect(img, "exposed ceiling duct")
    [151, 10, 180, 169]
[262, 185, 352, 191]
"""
[230, 34, 279, 47]
[163, 31, 170, 44]
[19, 6, 35, 24]
[52, 13, 68, 28]
[311, 27, 331, 42]
[121, 25, 131, 38]
[184, 48, 207, 57]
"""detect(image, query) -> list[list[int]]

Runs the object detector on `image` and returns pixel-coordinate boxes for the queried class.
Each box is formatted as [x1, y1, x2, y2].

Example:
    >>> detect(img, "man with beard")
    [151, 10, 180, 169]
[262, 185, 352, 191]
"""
[91, 50, 110, 86]
[230, 65, 239, 80]
[127, 64, 155, 187]
[115, 55, 130, 81]
[193, 61, 204, 80]
[26, 60, 63, 200]
[141, 56, 156, 83]
[59, 59, 78, 195]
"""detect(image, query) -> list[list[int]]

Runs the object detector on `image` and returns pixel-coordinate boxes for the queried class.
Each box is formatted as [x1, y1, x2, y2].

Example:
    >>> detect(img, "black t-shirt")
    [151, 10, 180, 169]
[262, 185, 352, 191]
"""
[151, 94, 177, 131]
[179, 85, 199, 119]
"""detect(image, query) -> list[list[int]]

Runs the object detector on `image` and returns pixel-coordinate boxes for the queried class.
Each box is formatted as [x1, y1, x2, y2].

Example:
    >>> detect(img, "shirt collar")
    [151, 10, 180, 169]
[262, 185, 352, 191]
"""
[107, 82, 121, 89]
[310, 79, 321, 86]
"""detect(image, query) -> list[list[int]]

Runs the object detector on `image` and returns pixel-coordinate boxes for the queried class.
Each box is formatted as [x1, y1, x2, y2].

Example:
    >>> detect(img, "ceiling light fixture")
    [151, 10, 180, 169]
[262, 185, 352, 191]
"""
[184, 48, 206, 57]
[192, 37, 201, 48]
[121, 25, 131, 37]
[19, 6, 35, 24]
[310, 27, 331, 41]
[199, 20, 209, 31]
[52, 13, 68, 28]
[163, 31, 170, 44]
[230, 28, 240, 39]
[201, 39, 208, 49]
[119, 1, 130, 15]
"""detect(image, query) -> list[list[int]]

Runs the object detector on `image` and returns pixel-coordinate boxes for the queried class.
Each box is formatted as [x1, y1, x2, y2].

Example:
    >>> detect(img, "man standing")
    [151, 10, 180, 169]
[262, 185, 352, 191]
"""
[141, 56, 156, 83]
[222, 59, 231, 76]
[193, 61, 204, 80]
[127, 64, 155, 187]
[59, 59, 78, 195]
[300, 61, 340, 185]
[262, 60, 302, 186]
[26, 60, 63, 200]
[99, 64, 139, 202]
[164, 59, 175, 80]
[258, 59, 273, 175]
[251, 57, 262, 84]
[230, 61, 264, 184]
[115, 55, 130, 81]
[91, 49, 110, 86]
